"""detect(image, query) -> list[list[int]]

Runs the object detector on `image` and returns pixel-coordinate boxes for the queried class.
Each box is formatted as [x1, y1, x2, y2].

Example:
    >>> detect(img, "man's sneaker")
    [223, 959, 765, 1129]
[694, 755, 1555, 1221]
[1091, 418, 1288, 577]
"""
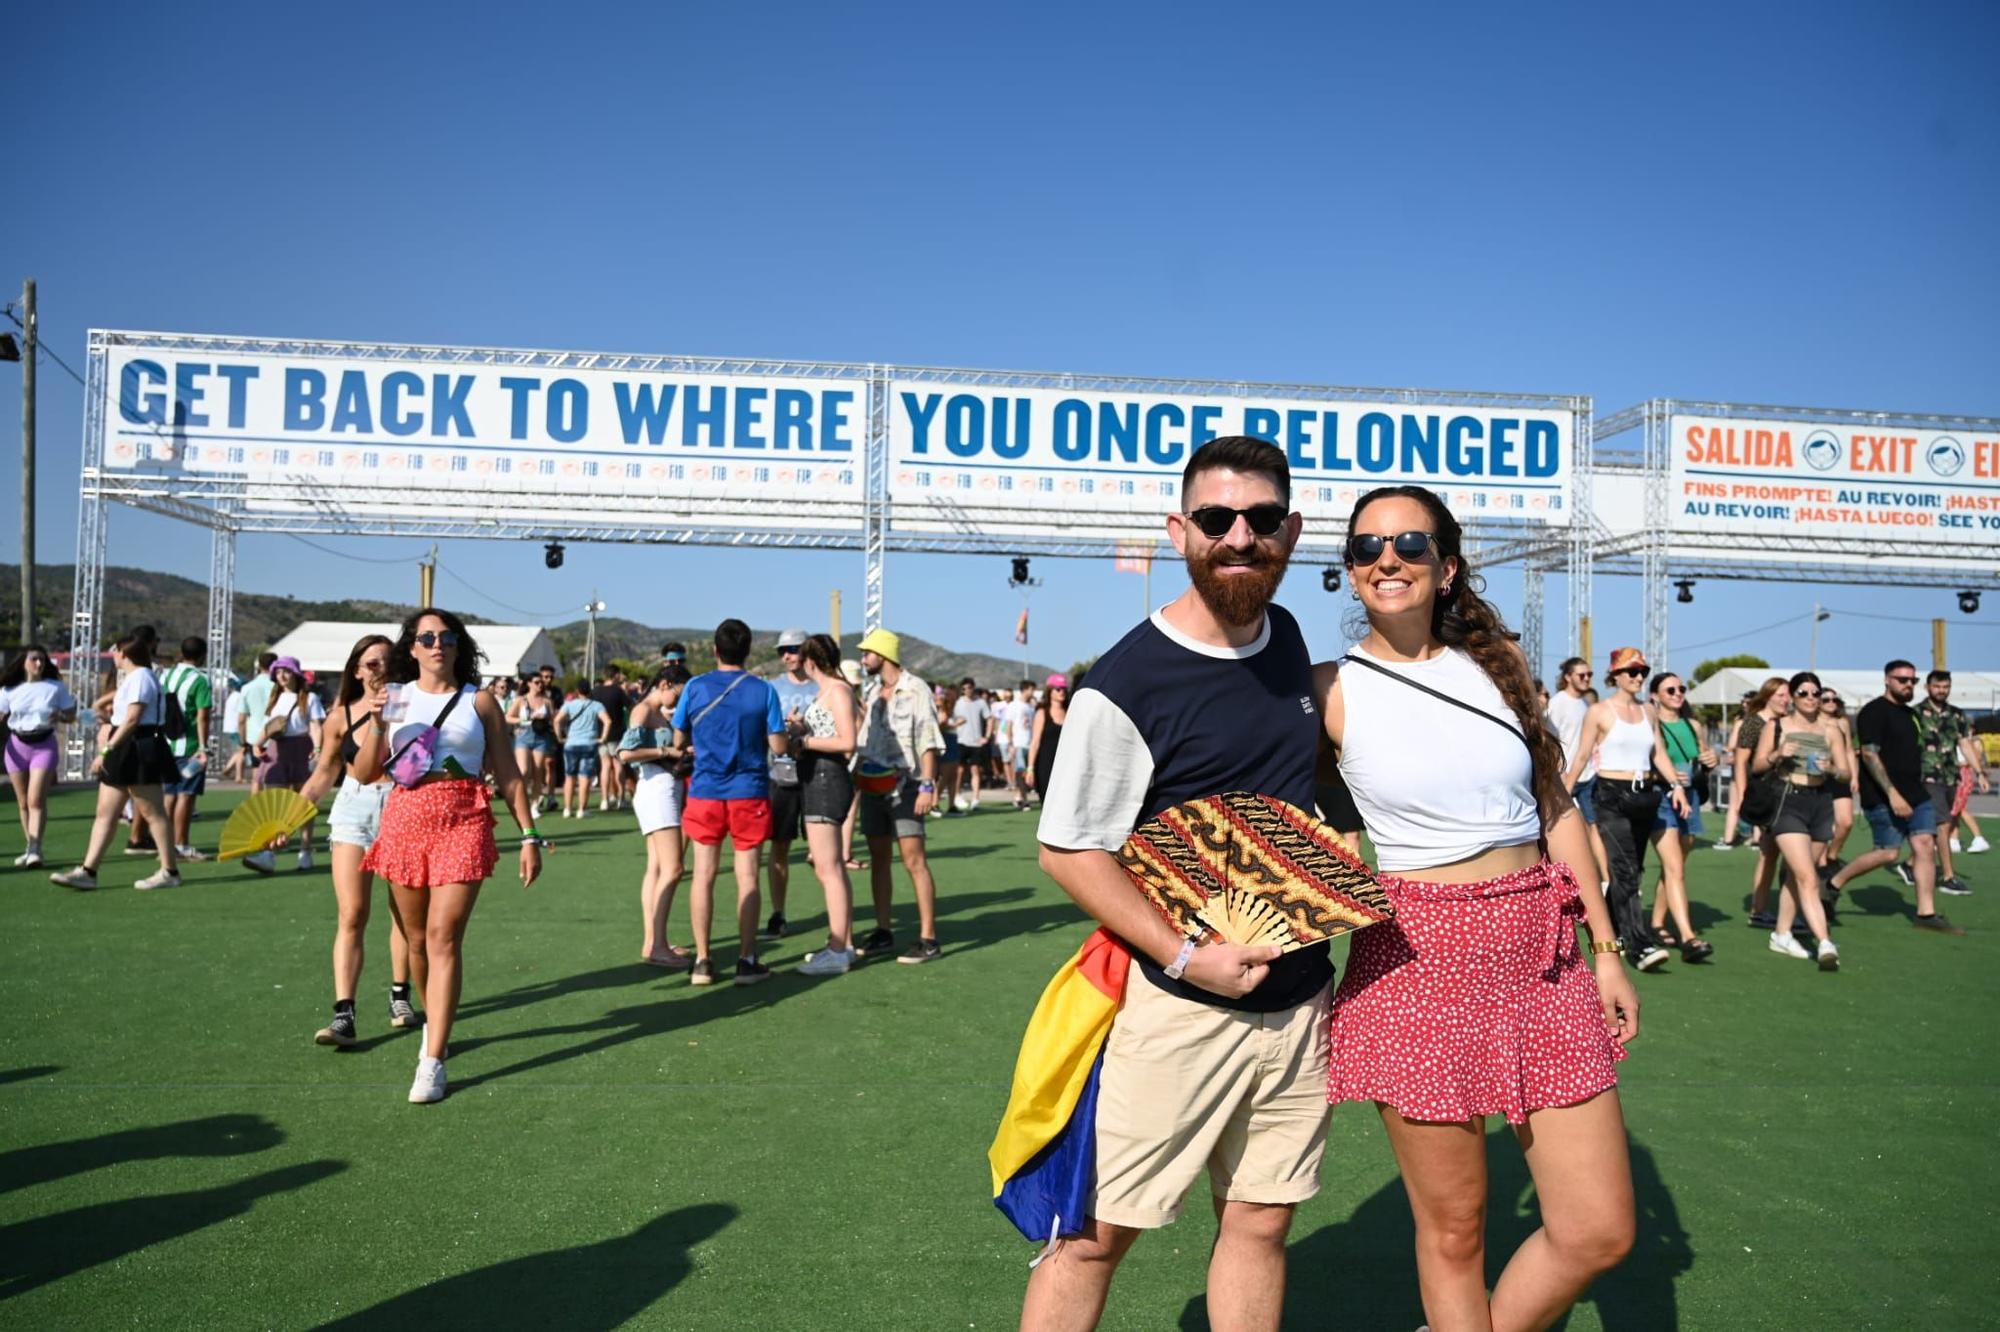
[408, 1055, 447, 1104]
[388, 997, 420, 1029]
[316, 1011, 358, 1047]
[1710, 838, 1740, 851]
[1951, 834, 1964, 853]
[134, 869, 181, 891]
[296, 848, 314, 872]
[1970, 836, 1992, 854]
[122, 845, 156, 857]
[1816, 939, 1840, 972]
[762, 912, 787, 940]
[1769, 931, 1812, 960]
[689, 957, 716, 986]
[1914, 913, 1966, 935]
[898, 937, 943, 966]
[176, 845, 210, 863]
[1939, 876, 1973, 896]
[1747, 911, 1777, 929]
[49, 866, 97, 891]
[1632, 945, 1669, 972]
[798, 946, 855, 977]
[734, 956, 772, 986]
[854, 927, 895, 959]
[1822, 856, 1846, 885]
[243, 850, 277, 876]
[16, 848, 42, 868]
[1891, 861, 1916, 888]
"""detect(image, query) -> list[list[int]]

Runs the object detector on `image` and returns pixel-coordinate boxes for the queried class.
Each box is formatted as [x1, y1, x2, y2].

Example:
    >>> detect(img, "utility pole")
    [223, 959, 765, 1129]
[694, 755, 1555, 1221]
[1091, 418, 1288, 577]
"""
[584, 593, 606, 681]
[1578, 615, 1593, 672]
[1933, 618, 1947, 673]
[419, 544, 437, 608]
[830, 589, 842, 644]
[19, 279, 35, 643]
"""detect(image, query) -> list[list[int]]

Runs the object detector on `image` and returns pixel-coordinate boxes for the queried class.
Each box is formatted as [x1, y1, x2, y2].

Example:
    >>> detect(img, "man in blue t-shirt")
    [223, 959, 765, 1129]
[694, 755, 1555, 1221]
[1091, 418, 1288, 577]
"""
[1023, 436, 1327, 1330]
[671, 618, 787, 986]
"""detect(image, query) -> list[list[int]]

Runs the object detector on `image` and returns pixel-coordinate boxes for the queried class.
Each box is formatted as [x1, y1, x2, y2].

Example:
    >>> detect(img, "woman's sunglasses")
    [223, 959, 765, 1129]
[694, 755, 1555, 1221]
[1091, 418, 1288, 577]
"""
[1659, 685, 1684, 695]
[414, 630, 459, 649]
[1611, 666, 1647, 679]
[1795, 688, 1820, 699]
[1346, 531, 1436, 565]
[1186, 503, 1290, 538]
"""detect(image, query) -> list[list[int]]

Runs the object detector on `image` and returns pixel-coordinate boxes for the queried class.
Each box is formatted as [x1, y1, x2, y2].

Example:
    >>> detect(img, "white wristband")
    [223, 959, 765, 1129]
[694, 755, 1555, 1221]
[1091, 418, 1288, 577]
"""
[1163, 936, 1199, 981]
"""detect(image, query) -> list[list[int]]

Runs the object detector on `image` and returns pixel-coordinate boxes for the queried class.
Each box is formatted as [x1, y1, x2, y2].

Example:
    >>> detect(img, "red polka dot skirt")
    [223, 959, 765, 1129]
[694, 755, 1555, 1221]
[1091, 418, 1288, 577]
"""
[362, 778, 498, 888]
[1328, 858, 1623, 1125]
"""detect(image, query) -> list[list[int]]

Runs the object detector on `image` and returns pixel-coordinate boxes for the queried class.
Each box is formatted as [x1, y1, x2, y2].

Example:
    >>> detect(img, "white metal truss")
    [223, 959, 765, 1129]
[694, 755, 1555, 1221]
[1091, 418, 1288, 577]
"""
[205, 524, 236, 774]
[1567, 411, 1594, 664]
[67, 346, 111, 781]
[1520, 567, 1546, 683]
[1641, 406, 1672, 667]
[864, 366, 890, 631]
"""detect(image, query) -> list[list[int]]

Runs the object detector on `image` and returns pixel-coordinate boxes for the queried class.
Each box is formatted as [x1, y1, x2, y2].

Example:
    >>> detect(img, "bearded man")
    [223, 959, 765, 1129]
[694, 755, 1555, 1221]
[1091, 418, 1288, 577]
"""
[1022, 436, 1331, 1332]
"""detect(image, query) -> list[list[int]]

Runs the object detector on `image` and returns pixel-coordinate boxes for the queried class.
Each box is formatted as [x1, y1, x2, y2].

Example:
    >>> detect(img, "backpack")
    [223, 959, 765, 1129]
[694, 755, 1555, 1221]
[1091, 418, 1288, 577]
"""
[160, 667, 190, 742]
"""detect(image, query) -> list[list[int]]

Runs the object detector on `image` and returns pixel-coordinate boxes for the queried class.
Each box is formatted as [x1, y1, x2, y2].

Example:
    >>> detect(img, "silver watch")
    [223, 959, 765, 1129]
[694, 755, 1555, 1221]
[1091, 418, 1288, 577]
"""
[1163, 936, 1199, 981]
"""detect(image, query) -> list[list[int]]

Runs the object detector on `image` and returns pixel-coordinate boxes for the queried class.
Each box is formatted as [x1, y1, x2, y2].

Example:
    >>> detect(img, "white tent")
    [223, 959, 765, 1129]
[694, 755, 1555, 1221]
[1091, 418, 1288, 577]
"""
[266, 621, 561, 678]
[1687, 666, 2000, 712]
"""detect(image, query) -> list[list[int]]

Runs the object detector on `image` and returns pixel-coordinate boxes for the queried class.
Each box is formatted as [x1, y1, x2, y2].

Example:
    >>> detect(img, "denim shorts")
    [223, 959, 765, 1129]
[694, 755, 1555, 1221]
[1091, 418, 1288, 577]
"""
[1571, 780, 1597, 825]
[563, 746, 601, 779]
[1863, 799, 1938, 851]
[1653, 796, 1704, 837]
[329, 777, 392, 849]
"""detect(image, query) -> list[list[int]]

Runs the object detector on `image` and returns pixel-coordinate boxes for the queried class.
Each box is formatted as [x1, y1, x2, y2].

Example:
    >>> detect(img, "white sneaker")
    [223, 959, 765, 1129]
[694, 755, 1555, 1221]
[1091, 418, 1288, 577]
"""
[799, 946, 855, 977]
[599, 800, 610, 812]
[408, 1055, 447, 1104]
[296, 848, 314, 872]
[19, 850, 41, 867]
[1971, 836, 1992, 854]
[1769, 931, 1811, 960]
[243, 850, 277, 875]
[49, 866, 98, 891]
[177, 845, 210, 863]
[1816, 939, 1840, 972]
[135, 869, 182, 891]
[1951, 835, 1964, 853]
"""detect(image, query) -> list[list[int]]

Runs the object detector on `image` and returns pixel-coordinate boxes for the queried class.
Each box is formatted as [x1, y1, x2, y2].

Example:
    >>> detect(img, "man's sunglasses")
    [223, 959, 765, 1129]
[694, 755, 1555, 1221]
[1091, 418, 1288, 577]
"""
[1889, 674, 1918, 685]
[414, 630, 460, 649]
[1346, 531, 1436, 566]
[1186, 504, 1290, 539]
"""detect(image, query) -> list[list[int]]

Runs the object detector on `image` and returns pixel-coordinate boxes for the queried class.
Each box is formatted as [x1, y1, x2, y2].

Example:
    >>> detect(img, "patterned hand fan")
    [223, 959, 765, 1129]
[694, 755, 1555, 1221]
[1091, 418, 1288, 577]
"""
[217, 790, 319, 861]
[1115, 792, 1392, 952]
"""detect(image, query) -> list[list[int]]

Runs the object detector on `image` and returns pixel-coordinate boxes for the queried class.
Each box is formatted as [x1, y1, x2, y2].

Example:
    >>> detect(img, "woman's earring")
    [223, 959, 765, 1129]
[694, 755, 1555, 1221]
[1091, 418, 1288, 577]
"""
[1439, 582, 1453, 596]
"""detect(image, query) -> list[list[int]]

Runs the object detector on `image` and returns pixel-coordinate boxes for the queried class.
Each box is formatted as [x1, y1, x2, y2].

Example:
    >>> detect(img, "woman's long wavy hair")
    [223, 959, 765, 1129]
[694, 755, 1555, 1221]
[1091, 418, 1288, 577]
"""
[1748, 676, 1789, 716]
[0, 644, 59, 688]
[1346, 484, 1568, 821]
[335, 634, 394, 707]
[389, 607, 485, 688]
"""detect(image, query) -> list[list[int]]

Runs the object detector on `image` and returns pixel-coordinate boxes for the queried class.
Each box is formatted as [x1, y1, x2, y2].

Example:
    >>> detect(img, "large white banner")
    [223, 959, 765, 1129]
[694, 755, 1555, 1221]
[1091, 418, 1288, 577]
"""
[1669, 414, 2000, 545]
[103, 347, 866, 507]
[889, 383, 1572, 529]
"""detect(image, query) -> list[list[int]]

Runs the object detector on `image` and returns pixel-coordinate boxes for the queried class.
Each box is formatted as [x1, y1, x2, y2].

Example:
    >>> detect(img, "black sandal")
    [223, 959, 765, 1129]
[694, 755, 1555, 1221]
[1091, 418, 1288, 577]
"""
[1654, 925, 1681, 949]
[1681, 936, 1714, 963]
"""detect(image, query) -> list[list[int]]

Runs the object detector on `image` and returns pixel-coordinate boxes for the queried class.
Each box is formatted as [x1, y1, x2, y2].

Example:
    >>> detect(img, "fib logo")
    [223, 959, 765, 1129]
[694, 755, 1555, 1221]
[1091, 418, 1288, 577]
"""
[1802, 430, 1842, 472]
[1926, 436, 1965, 478]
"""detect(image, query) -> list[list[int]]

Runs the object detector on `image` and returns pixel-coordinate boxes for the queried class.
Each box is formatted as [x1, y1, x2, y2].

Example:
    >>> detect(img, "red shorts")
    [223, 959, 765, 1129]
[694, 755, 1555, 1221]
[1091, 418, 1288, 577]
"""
[683, 796, 772, 848]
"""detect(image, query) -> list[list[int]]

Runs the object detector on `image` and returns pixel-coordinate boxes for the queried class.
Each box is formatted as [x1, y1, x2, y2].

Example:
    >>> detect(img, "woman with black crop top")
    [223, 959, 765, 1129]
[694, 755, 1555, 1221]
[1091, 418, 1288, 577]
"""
[1317, 486, 1639, 1332]
[291, 635, 419, 1047]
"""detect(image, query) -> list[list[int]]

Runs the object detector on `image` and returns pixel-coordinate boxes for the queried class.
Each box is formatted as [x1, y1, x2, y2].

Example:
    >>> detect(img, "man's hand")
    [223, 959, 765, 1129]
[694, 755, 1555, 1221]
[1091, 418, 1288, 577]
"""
[913, 787, 937, 817]
[1180, 943, 1283, 1000]
[1889, 791, 1913, 819]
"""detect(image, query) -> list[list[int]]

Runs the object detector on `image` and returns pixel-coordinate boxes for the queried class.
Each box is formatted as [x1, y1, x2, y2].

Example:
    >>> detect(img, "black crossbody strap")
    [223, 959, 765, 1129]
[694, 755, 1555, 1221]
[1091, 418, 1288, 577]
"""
[386, 685, 467, 773]
[1340, 653, 1531, 756]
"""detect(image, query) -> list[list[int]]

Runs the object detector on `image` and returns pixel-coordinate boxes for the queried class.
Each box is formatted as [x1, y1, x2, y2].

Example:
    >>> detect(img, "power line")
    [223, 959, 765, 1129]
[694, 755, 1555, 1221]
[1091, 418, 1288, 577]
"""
[1673, 611, 1818, 656]
[3, 304, 87, 388]
[435, 562, 576, 621]
[281, 533, 429, 565]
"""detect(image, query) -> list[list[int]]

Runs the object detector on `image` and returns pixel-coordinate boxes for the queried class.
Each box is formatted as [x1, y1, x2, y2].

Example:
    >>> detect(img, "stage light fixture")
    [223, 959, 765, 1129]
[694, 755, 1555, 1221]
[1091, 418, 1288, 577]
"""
[1322, 568, 1341, 593]
[544, 541, 566, 570]
[1960, 590, 1982, 615]
[1674, 579, 1695, 604]
[1010, 557, 1032, 586]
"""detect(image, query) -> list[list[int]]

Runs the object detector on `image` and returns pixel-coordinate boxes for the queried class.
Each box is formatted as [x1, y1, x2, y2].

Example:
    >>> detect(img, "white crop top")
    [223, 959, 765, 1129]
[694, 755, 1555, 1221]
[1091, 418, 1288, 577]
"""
[1596, 712, 1657, 775]
[1337, 645, 1543, 872]
[389, 683, 487, 777]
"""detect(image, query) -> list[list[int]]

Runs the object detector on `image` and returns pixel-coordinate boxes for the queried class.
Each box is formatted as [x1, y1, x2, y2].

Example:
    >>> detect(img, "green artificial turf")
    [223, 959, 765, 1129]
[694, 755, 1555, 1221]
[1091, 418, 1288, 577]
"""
[2, 787, 1996, 1329]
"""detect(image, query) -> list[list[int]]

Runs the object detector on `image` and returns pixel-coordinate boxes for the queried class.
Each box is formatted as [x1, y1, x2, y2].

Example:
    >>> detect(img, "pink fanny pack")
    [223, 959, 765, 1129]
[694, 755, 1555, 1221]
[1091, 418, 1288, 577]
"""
[386, 688, 467, 788]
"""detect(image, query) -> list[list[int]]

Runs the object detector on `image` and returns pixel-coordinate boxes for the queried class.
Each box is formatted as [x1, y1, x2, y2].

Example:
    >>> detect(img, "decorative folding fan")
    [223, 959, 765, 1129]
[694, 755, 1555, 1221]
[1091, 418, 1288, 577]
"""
[217, 790, 319, 861]
[1115, 792, 1392, 952]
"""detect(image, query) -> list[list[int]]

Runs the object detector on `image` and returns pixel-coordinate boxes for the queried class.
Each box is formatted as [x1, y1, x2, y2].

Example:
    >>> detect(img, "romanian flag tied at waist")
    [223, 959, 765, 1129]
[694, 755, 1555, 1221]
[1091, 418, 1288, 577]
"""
[988, 927, 1131, 1250]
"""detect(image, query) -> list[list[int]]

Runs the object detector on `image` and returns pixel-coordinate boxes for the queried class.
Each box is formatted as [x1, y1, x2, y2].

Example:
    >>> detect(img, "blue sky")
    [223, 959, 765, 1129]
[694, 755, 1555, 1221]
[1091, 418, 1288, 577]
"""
[6, 1, 1997, 677]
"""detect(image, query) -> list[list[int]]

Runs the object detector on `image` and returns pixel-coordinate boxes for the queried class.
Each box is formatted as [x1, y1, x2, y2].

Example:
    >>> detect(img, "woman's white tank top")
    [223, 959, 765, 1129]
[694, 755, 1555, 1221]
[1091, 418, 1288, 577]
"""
[393, 683, 487, 777]
[1337, 645, 1543, 872]
[1596, 711, 1657, 775]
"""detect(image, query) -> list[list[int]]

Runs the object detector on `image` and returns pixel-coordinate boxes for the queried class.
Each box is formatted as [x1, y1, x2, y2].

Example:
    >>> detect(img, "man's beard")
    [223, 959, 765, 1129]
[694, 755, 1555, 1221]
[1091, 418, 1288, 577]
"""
[1186, 543, 1290, 627]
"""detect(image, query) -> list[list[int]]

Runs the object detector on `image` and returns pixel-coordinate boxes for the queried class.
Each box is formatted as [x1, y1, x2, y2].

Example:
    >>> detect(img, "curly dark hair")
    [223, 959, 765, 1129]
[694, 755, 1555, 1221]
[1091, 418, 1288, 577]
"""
[389, 607, 485, 688]
[0, 644, 59, 689]
[1346, 484, 1566, 821]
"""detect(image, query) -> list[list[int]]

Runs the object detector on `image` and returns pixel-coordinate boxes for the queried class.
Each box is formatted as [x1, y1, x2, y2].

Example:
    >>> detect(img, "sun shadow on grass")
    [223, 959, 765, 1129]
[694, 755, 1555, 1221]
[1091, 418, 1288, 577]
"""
[1178, 1133, 1688, 1330]
[1, 1113, 284, 1194]
[0, 1160, 347, 1301]
[0, 1066, 59, 1087]
[316, 1202, 735, 1329]
[1848, 883, 1916, 921]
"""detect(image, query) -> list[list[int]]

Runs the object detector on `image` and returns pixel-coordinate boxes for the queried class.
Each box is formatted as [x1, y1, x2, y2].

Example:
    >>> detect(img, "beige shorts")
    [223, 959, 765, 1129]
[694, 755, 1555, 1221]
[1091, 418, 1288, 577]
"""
[1089, 974, 1332, 1230]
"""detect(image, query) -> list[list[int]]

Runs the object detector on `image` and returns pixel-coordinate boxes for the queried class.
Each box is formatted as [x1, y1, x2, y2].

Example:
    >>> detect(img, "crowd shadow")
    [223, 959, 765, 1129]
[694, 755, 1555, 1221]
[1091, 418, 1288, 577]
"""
[0, 1065, 58, 1086]
[1847, 882, 1915, 921]
[0, 1113, 284, 1195]
[316, 1201, 734, 1329]
[0, 1160, 347, 1300]
[1178, 1134, 1688, 1331]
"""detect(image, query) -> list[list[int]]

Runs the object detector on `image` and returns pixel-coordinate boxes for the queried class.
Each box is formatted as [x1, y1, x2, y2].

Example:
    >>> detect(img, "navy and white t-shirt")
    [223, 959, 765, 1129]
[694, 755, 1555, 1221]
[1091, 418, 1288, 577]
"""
[1038, 602, 1332, 1012]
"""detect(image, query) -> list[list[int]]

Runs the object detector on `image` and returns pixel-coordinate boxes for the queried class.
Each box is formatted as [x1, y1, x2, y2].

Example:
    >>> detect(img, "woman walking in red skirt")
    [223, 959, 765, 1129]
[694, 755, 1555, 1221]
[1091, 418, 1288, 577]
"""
[1316, 485, 1640, 1331]
[351, 608, 544, 1104]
